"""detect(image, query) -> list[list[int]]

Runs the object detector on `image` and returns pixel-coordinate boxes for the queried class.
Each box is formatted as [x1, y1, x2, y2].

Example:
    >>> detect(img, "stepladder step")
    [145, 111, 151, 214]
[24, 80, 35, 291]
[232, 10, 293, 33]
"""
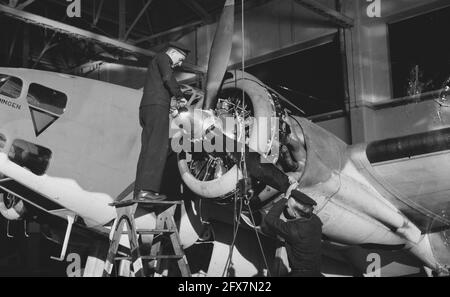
[115, 255, 183, 261]
[121, 229, 174, 235]
[110, 199, 183, 208]
[103, 199, 191, 277]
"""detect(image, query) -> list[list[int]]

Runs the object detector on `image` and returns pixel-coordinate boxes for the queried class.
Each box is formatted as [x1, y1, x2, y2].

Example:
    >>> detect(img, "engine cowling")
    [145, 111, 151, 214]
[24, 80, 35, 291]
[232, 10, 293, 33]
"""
[0, 192, 26, 220]
[177, 71, 278, 200]
[427, 208, 450, 275]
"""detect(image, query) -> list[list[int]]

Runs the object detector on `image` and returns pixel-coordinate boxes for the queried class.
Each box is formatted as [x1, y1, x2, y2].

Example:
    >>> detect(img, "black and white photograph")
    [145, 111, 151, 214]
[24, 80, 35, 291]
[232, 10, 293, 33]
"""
[0, 0, 449, 282]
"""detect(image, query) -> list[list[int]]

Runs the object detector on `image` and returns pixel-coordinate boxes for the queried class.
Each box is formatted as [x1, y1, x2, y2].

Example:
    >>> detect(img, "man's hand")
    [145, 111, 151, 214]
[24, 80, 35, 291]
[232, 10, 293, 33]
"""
[170, 107, 179, 118]
[177, 97, 188, 108]
[285, 181, 299, 200]
[170, 97, 188, 118]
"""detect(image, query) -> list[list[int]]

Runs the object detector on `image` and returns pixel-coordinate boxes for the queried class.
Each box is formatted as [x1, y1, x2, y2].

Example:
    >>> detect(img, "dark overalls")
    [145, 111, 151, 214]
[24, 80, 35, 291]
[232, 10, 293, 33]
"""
[264, 199, 323, 277]
[135, 52, 184, 196]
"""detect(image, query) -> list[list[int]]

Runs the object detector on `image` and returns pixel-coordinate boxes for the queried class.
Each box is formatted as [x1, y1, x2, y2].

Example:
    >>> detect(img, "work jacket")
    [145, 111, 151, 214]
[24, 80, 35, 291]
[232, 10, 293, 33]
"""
[265, 199, 323, 273]
[140, 52, 184, 108]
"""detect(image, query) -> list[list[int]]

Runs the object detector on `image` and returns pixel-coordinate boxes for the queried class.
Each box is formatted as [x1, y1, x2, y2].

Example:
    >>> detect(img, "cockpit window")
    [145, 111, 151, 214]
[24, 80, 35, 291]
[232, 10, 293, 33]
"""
[0, 74, 23, 99]
[27, 83, 67, 115]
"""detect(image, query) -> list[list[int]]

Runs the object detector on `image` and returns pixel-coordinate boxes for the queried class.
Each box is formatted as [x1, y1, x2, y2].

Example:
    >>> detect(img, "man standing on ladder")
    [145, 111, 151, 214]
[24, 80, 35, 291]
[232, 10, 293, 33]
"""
[135, 42, 190, 201]
[264, 190, 323, 277]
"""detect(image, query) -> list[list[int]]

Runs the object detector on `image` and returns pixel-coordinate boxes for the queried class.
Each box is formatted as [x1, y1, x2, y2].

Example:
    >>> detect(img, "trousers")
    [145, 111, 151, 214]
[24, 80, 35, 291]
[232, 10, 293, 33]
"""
[135, 105, 170, 195]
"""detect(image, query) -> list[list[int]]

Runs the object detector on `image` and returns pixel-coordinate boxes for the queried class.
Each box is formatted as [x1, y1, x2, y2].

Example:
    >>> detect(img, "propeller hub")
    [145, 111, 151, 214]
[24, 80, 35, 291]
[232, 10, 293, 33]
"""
[172, 108, 223, 142]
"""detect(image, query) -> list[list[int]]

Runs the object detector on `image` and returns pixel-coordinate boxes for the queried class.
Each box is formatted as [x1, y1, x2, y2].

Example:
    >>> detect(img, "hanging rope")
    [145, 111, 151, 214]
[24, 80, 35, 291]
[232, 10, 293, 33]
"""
[240, 0, 246, 170]
[222, 193, 243, 276]
[240, 0, 270, 277]
[247, 204, 272, 276]
[222, 0, 247, 276]
[222, 0, 272, 277]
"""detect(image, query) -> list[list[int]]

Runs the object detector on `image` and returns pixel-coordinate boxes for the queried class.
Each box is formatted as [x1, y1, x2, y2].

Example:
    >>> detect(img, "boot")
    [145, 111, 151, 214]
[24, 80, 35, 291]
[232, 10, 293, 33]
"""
[136, 190, 167, 201]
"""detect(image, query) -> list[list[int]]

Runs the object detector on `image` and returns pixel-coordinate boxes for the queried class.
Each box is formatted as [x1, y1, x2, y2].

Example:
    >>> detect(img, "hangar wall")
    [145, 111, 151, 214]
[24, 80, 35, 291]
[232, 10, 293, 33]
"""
[87, 0, 450, 145]
[179, 0, 338, 70]
[179, 0, 353, 142]
[179, 0, 450, 144]
[344, 0, 450, 142]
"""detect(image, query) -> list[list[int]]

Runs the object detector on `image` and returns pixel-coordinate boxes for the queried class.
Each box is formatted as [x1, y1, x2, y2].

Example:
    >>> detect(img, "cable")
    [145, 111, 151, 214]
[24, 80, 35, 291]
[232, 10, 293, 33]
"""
[222, 1, 247, 277]
[247, 204, 272, 276]
[221, 192, 243, 277]
[220, 144, 241, 276]
[288, 114, 303, 131]
[223, 3, 273, 277]
[222, 158, 243, 276]
[240, 0, 247, 174]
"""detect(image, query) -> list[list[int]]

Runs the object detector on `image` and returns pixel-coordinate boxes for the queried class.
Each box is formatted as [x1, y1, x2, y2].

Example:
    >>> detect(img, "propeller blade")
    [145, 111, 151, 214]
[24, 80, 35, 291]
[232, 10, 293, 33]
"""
[203, 0, 235, 110]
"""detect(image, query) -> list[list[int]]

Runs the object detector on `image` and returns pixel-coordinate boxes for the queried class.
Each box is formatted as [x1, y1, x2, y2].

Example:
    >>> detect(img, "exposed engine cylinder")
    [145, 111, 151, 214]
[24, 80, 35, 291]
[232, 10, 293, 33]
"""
[178, 71, 278, 200]
[0, 192, 26, 220]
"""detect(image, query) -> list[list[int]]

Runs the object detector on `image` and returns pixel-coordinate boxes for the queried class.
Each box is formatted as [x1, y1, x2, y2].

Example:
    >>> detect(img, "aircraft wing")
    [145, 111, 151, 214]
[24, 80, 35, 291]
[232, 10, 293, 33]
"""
[0, 177, 111, 237]
[352, 127, 450, 233]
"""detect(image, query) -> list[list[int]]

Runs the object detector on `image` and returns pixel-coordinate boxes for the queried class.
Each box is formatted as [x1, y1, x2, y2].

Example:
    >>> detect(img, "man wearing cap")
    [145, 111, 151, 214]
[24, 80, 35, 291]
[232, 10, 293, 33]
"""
[264, 189, 323, 277]
[135, 42, 190, 201]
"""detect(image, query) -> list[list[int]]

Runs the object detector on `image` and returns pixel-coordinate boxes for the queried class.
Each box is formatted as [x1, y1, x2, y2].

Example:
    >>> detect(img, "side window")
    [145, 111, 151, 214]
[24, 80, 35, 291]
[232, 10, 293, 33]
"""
[0, 74, 23, 99]
[8, 139, 52, 176]
[27, 83, 67, 115]
[0, 133, 6, 150]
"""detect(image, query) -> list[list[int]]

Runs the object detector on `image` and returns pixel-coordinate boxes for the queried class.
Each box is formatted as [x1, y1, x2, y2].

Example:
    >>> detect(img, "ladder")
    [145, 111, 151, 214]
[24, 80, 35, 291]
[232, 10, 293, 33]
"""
[102, 199, 191, 277]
